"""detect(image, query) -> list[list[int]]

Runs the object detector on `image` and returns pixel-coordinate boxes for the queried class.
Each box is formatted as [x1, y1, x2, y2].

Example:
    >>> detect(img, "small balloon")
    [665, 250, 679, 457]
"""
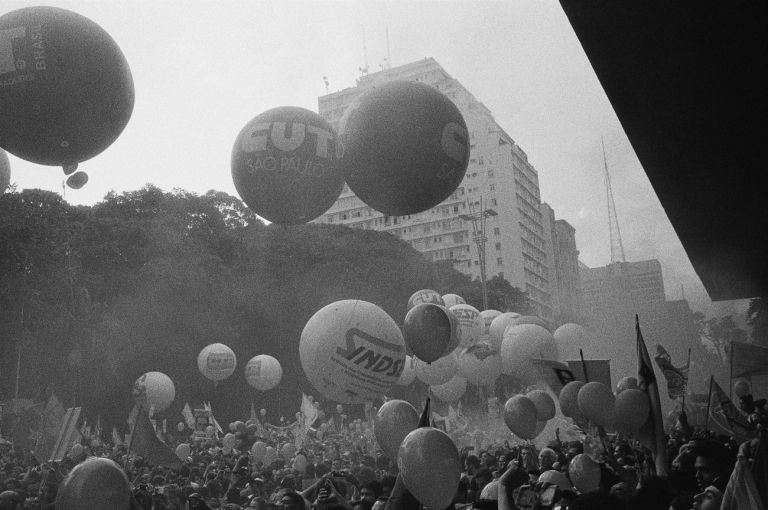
[263, 446, 278, 466]
[280, 443, 296, 461]
[223, 433, 236, 450]
[526, 389, 556, 421]
[616, 376, 638, 394]
[132, 372, 175, 412]
[245, 355, 283, 391]
[503, 395, 538, 439]
[734, 380, 750, 398]
[197, 343, 237, 382]
[66, 171, 88, 189]
[577, 382, 616, 426]
[175, 443, 191, 460]
[374, 400, 419, 459]
[69, 443, 84, 459]
[613, 389, 650, 432]
[569, 454, 601, 494]
[293, 454, 308, 472]
[431, 376, 468, 403]
[251, 441, 267, 462]
[558, 381, 585, 419]
[398, 427, 462, 510]
[55, 457, 131, 510]
[403, 303, 453, 363]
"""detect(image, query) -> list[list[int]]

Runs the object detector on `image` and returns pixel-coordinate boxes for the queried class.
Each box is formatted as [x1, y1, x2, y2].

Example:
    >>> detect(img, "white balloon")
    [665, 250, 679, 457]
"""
[479, 310, 502, 341]
[132, 372, 175, 412]
[457, 344, 501, 387]
[431, 376, 467, 402]
[488, 312, 521, 351]
[407, 289, 444, 310]
[299, 300, 405, 404]
[415, 353, 458, 386]
[449, 304, 483, 347]
[500, 324, 558, 383]
[245, 355, 283, 391]
[197, 343, 237, 382]
[553, 323, 590, 362]
[397, 355, 417, 386]
[441, 294, 466, 308]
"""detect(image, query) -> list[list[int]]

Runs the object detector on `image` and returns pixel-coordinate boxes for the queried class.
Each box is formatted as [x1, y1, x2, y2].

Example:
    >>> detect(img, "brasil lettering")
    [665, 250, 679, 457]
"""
[0, 24, 46, 78]
[335, 327, 404, 378]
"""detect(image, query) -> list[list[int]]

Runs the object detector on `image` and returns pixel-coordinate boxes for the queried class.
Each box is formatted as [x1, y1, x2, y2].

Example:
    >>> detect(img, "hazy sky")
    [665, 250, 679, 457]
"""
[1, 0, 749, 317]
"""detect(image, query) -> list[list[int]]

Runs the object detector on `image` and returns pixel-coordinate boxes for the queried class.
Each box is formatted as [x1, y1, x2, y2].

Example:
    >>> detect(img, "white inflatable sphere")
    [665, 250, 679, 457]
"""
[441, 294, 466, 308]
[299, 300, 405, 403]
[479, 310, 502, 341]
[449, 304, 483, 347]
[245, 355, 283, 391]
[407, 289, 444, 310]
[457, 343, 502, 387]
[488, 312, 521, 352]
[197, 343, 237, 382]
[397, 355, 418, 386]
[431, 376, 468, 402]
[500, 324, 558, 383]
[553, 323, 590, 362]
[415, 353, 458, 386]
[132, 372, 175, 412]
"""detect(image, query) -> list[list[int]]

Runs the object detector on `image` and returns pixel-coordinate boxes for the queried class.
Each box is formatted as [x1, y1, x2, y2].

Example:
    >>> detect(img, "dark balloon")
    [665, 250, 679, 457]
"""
[55, 457, 131, 510]
[403, 303, 453, 363]
[339, 80, 469, 216]
[0, 149, 9, 192]
[0, 7, 134, 166]
[66, 171, 88, 189]
[231, 106, 344, 224]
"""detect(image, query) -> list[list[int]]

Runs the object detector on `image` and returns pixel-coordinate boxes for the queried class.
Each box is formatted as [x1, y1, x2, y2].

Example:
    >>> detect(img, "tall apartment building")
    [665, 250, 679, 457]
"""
[316, 58, 553, 321]
[541, 203, 581, 324]
[580, 259, 666, 319]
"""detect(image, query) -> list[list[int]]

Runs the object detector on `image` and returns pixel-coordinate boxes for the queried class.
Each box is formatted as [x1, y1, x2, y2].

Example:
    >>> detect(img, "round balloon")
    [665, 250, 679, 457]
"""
[0, 7, 134, 166]
[457, 343, 502, 387]
[398, 427, 462, 510]
[558, 381, 585, 418]
[0, 150, 10, 192]
[503, 395, 538, 439]
[280, 443, 296, 461]
[132, 372, 175, 413]
[577, 382, 616, 426]
[415, 353, 457, 386]
[526, 390, 556, 421]
[223, 433, 236, 450]
[431, 375, 467, 402]
[479, 310, 502, 341]
[338, 80, 469, 215]
[65, 171, 88, 189]
[488, 312, 521, 352]
[263, 446, 278, 466]
[69, 443, 84, 459]
[539, 470, 571, 491]
[299, 300, 406, 403]
[293, 454, 308, 472]
[55, 457, 131, 510]
[245, 355, 283, 391]
[569, 454, 601, 494]
[403, 303, 453, 363]
[407, 289, 444, 310]
[734, 380, 750, 398]
[231, 106, 343, 224]
[441, 294, 466, 309]
[509, 315, 551, 331]
[500, 324, 558, 382]
[616, 376, 638, 394]
[251, 441, 267, 462]
[175, 443, 191, 460]
[397, 355, 417, 386]
[197, 343, 237, 382]
[449, 304, 483, 347]
[553, 323, 590, 362]
[374, 399, 419, 459]
[443, 305, 462, 354]
[613, 389, 650, 432]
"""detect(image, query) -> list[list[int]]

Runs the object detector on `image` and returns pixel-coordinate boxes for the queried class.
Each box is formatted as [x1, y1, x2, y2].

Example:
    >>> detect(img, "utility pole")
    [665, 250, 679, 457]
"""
[460, 197, 498, 310]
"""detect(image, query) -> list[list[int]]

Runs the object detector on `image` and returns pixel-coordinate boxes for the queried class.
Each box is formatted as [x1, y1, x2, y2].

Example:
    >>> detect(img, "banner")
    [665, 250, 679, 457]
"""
[636, 315, 668, 476]
[654, 345, 688, 399]
[531, 358, 575, 393]
[35, 394, 66, 459]
[709, 378, 755, 443]
[49, 407, 82, 462]
[567, 359, 612, 388]
[731, 341, 768, 378]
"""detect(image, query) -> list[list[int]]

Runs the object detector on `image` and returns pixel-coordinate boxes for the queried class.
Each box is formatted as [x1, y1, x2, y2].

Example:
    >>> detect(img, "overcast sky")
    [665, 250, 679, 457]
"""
[1, 0, 749, 317]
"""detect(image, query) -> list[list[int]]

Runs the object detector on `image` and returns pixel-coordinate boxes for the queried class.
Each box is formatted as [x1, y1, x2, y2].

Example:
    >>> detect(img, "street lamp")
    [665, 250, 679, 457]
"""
[460, 198, 498, 311]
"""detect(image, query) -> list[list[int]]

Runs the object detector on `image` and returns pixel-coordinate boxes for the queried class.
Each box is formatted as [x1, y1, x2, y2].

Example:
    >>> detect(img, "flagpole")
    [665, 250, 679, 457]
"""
[728, 343, 734, 399]
[704, 376, 714, 433]
[579, 349, 589, 382]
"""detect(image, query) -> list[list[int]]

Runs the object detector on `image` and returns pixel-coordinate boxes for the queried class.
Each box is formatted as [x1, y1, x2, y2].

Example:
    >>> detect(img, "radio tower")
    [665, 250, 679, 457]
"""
[603, 138, 626, 263]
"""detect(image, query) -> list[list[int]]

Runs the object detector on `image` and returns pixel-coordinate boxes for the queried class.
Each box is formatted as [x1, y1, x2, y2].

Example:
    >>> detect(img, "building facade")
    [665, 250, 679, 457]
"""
[541, 202, 581, 323]
[316, 58, 554, 321]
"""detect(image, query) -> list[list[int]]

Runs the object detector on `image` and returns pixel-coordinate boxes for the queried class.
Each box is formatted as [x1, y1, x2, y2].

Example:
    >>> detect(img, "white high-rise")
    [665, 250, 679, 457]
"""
[316, 58, 553, 322]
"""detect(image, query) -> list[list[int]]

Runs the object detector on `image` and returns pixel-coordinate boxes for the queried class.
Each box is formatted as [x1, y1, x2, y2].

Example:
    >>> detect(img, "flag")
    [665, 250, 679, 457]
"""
[112, 426, 122, 446]
[654, 345, 689, 399]
[731, 341, 768, 378]
[127, 407, 181, 469]
[35, 393, 66, 459]
[709, 378, 755, 443]
[721, 440, 766, 510]
[250, 402, 258, 422]
[300, 394, 319, 430]
[127, 405, 139, 430]
[181, 402, 195, 430]
[636, 315, 668, 476]
[531, 358, 575, 393]
[48, 407, 83, 461]
[204, 402, 223, 435]
[93, 415, 103, 442]
[567, 359, 612, 388]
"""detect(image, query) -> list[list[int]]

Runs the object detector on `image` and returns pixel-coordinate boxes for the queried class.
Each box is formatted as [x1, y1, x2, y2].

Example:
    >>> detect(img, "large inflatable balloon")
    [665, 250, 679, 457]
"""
[299, 300, 405, 403]
[398, 427, 462, 510]
[0, 149, 9, 192]
[487, 312, 521, 351]
[613, 389, 650, 432]
[197, 343, 237, 382]
[509, 315, 551, 331]
[245, 355, 282, 391]
[558, 381, 585, 419]
[374, 399, 419, 458]
[526, 390, 556, 421]
[569, 454, 601, 494]
[457, 343, 502, 387]
[449, 304, 482, 347]
[577, 382, 616, 426]
[397, 355, 417, 386]
[479, 309, 502, 341]
[415, 353, 457, 386]
[500, 324, 558, 382]
[553, 323, 590, 362]
[55, 457, 131, 510]
[231, 106, 343, 224]
[431, 375, 467, 402]
[338, 80, 469, 216]
[403, 303, 453, 363]
[441, 294, 466, 309]
[616, 376, 638, 394]
[0, 7, 134, 166]
[132, 372, 175, 413]
[406, 289, 444, 310]
[503, 395, 538, 439]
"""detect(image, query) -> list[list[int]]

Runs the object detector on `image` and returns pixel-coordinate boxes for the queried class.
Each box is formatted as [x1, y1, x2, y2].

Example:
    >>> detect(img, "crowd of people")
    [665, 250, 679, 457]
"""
[1, 394, 765, 510]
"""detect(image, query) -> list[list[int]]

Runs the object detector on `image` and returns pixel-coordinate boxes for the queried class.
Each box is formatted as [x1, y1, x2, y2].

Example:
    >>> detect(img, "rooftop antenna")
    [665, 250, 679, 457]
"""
[603, 137, 626, 263]
[322, 76, 329, 94]
[681, 283, 686, 301]
[359, 27, 369, 77]
[385, 25, 391, 70]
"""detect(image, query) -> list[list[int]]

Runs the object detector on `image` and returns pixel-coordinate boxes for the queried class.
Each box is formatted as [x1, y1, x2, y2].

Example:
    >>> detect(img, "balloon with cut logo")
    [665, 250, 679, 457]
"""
[299, 300, 405, 404]
[132, 372, 175, 413]
[245, 355, 282, 391]
[449, 303, 483, 347]
[403, 303, 453, 363]
[338, 80, 469, 216]
[0, 7, 134, 167]
[55, 457, 131, 510]
[231, 106, 343, 224]
[374, 399, 419, 459]
[197, 343, 237, 382]
[407, 289, 444, 310]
